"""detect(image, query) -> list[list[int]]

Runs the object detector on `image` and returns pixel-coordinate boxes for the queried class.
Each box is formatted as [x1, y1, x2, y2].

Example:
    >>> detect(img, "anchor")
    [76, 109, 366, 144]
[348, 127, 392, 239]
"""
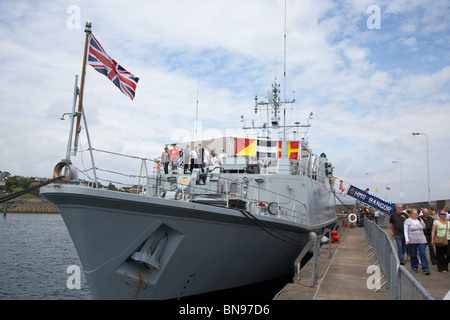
[131, 234, 168, 270]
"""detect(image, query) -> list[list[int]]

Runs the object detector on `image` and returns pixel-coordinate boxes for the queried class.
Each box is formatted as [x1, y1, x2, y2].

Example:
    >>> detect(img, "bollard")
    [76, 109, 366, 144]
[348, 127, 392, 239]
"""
[331, 230, 340, 244]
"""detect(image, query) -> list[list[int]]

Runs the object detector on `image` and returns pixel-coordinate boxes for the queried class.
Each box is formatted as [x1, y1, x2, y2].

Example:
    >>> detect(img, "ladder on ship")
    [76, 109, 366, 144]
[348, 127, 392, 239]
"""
[333, 178, 396, 216]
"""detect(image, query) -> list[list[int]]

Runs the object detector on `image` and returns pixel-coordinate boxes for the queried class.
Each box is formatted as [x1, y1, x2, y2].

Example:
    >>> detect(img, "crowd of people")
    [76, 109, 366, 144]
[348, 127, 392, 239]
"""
[390, 204, 450, 275]
[158, 143, 227, 174]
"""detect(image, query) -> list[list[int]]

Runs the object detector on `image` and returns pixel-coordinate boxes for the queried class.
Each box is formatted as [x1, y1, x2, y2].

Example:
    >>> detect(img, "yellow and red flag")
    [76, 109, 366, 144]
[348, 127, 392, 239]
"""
[288, 141, 299, 160]
[235, 138, 256, 156]
[277, 141, 300, 159]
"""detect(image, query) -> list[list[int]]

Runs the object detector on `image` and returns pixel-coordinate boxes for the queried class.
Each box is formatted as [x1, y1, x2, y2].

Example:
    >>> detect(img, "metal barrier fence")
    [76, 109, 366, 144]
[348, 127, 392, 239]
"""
[363, 217, 435, 300]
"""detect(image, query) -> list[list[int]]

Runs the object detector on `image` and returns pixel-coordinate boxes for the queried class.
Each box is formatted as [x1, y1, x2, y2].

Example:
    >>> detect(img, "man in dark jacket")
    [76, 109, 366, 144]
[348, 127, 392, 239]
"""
[390, 204, 409, 265]
[421, 208, 437, 264]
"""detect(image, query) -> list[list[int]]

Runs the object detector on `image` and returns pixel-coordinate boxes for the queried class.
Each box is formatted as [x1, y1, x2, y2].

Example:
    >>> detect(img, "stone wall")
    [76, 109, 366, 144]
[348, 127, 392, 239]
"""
[5, 197, 59, 214]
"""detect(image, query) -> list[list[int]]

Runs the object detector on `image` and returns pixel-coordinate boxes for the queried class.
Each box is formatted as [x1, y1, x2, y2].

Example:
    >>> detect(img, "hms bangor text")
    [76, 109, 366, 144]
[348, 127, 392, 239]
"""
[179, 304, 270, 317]
[346, 185, 395, 215]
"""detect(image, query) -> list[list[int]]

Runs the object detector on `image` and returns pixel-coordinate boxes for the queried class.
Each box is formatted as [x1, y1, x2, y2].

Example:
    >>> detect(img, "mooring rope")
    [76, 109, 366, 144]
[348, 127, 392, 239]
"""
[0, 176, 64, 204]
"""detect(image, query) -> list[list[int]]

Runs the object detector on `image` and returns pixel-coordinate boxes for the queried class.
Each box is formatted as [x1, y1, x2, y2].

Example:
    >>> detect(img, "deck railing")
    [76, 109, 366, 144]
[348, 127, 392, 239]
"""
[363, 217, 434, 300]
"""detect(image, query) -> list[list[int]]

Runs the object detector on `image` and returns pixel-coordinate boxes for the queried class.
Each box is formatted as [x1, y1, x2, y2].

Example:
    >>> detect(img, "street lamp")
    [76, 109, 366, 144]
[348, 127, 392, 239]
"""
[412, 132, 431, 209]
[392, 160, 403, 205]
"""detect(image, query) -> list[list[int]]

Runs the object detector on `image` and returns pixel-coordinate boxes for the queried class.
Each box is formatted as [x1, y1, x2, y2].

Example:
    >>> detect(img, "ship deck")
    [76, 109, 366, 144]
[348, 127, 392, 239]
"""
[275, 226, 450, 300]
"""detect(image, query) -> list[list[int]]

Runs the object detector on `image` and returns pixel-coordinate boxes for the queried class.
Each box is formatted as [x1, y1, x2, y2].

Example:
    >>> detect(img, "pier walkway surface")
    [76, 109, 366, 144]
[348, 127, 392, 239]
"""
[275, 226, 450, 300]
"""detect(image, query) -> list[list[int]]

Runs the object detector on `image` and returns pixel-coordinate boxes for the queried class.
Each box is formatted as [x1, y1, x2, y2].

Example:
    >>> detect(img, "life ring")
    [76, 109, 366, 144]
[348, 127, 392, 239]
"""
[348, 213, 357, 223]
[174, 190, 183, 200]
[268, 202, 279, 215]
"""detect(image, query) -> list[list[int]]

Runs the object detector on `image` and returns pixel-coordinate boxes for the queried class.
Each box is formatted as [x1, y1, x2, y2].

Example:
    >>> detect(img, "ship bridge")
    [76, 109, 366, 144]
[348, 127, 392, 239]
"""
[165, 136, 323, 177]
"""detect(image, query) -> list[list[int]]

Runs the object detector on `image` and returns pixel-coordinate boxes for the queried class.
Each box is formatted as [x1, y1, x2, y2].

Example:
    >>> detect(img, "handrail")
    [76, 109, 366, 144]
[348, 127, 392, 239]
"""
[70, 147, 334, 225]
[398, 265, 435, 300]
[363, 217, 435, 300]
[293, 227, 332, 286]
[77, 146, 323, 188]
[293, 240, 314, 284]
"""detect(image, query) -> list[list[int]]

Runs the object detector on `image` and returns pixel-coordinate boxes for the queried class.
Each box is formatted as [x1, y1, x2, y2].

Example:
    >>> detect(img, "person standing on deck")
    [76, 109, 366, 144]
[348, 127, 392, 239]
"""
[183, 145, 190, 173]
[170, 144, 180, 173]
[190, 146, 198, 172]
[197, 144, 205, 171]
[161, 147, 170, 174]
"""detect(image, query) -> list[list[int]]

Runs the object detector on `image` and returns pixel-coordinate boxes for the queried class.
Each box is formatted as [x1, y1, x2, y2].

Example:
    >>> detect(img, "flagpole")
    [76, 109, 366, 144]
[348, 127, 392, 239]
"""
[74, 21, 92, 152]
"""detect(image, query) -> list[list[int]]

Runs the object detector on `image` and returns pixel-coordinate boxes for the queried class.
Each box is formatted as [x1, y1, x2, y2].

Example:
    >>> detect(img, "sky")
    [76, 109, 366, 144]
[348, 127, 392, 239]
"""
[0, 0, 449, 205]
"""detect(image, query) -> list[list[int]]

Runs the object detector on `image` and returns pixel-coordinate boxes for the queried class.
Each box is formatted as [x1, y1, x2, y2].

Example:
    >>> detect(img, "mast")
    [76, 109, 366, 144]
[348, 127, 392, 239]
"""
[195, 73, 199, 141]
[63, 75, 79, 161]
[73, 22, 92, 152]
[241, 1, 312, 173]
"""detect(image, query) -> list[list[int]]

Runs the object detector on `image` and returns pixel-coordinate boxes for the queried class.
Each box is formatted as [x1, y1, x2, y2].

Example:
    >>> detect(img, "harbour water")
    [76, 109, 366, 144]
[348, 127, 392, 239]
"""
[0, 213, 91, 300]
[0, 213, 296, 300]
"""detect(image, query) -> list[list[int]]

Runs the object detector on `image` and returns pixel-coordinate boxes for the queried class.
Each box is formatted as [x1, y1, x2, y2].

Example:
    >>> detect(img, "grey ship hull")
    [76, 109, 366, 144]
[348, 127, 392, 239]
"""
[41, 177, 336, 300]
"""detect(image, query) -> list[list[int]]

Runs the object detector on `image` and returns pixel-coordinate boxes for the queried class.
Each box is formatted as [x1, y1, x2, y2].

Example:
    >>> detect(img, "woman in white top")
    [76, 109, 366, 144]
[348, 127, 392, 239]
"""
[404, 209, 430, 274]
[210, 150, 218, 166]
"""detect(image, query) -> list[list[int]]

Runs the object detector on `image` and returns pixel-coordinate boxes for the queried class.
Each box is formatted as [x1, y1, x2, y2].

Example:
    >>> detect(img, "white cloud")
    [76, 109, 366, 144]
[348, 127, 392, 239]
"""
[0, 0, 449, 204]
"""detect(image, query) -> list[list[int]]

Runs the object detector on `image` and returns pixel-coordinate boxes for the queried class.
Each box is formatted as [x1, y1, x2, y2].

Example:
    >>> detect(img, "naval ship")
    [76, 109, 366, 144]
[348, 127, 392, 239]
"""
[41, 78, 336, 299]
[40, 21, 336, 299]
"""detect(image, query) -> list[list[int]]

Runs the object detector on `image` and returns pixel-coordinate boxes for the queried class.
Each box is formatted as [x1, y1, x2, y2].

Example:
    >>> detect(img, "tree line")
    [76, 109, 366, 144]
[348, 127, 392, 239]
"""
[1, 171, 137, 195]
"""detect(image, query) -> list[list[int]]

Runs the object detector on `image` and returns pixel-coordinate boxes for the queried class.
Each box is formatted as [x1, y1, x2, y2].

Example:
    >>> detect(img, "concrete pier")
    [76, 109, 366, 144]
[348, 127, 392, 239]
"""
[5, 197, 59, 213]
[275, 226, 389, 300]
[275, 226, 450, 300]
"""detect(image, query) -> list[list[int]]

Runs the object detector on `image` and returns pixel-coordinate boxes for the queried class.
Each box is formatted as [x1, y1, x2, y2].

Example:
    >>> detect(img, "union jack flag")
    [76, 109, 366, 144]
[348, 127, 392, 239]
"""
[87, 34, 139, 100]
